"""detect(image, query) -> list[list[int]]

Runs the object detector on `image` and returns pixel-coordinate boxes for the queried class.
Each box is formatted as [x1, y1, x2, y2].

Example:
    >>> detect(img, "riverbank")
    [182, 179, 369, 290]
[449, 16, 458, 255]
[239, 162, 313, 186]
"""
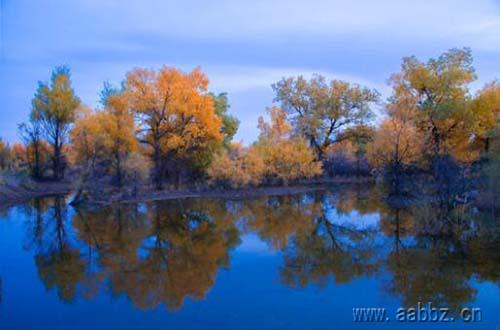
[0, 175, 73, 209]
[0, 175, 374, 208]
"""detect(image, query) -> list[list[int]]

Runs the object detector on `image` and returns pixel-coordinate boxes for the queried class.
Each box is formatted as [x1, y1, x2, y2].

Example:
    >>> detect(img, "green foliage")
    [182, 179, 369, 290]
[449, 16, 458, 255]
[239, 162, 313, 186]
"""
[99, 81, 122, 107]
[211, 92, 240, 148]
[272, 75, 379, 159]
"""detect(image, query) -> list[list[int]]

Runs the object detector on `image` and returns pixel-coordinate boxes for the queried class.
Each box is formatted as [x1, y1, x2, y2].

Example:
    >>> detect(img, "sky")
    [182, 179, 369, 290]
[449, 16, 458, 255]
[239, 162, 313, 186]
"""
[0, 0, 499, 144]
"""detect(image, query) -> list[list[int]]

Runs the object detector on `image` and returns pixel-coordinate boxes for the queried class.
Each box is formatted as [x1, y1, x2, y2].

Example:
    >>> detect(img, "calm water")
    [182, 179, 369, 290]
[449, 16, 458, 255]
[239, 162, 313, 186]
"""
[0, 184, 499, 330]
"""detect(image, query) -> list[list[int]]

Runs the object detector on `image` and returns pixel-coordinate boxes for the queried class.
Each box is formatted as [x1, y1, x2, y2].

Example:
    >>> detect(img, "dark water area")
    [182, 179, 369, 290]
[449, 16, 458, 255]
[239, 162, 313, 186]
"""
[0, 184, 499, 329]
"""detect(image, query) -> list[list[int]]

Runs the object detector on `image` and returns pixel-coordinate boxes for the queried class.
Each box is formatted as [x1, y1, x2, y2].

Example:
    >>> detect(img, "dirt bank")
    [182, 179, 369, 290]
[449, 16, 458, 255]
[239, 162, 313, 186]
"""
[73, 176, 375, 207]
[0, 176, 73, 209]
[0, 175, 374, 209]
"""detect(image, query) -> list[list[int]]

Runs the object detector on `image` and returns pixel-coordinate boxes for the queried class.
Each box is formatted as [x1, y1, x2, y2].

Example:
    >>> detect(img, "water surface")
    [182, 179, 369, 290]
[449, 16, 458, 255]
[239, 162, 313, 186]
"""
[1, 184, 499, 329]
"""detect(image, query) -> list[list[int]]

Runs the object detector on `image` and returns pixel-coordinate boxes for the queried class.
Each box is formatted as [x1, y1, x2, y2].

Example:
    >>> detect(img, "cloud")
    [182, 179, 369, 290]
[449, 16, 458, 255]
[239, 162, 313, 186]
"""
[205, 64, 390, 95]
[72, 0, 500, 51]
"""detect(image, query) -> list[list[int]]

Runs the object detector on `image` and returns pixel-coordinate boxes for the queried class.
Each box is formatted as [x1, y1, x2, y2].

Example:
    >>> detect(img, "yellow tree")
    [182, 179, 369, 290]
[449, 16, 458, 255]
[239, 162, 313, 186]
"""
[32, 66, 81, 180]
[124, 67, 222, 189]
[389, 48, 476, 160]
[367, 119, 424, 169]
[367, 89, 424, 169]
[207, 143, 265, 188]
[470, 81, 500, 153]
[100, 94, 138, 186]
[71, 100, 139, 201]
[71, 107, 107, 175]
[255, 107, 322, 184]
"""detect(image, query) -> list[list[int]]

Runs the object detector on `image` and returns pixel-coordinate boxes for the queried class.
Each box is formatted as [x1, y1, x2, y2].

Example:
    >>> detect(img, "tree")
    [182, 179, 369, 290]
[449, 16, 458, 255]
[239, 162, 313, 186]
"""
[71, 107, 107, 174]
[469, 81, 500, 153]
[272, 75, 379, 159]
[10, 143, 28, 170]
[70, 100, 139, 202]
[18, 113, 45, 179]
[367, 98, 424, 195]
[324, 124, 375, 175]
[367, 99, 424, 170]
[0, 138, 10, 170]
[99, 94, 138, 187]
[70, 107, 108, 202]
[255, 107, 322, 184]
[207, 143, 265, 188]
[124, 67, 223, 189]
[390, 48, 477, 161]
[211, 92, 239, 148]
[367, 119, 423, 169]
[32, 66, 80, 180]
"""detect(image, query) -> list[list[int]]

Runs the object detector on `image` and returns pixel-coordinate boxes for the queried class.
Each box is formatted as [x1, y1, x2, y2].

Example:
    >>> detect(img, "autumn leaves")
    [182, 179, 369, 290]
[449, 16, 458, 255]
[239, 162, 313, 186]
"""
[1, 47, 498, 197]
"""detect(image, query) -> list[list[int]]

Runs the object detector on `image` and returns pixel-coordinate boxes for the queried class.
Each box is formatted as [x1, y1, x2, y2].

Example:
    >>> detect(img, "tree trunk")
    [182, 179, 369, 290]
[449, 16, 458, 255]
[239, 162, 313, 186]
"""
[153, 143, 163, 190]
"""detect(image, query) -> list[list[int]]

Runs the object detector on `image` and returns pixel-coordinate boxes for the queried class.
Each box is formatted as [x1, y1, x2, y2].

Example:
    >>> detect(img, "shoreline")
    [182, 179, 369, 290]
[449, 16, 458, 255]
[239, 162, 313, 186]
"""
[0, 179, 74, 210]
[0, 176, 374, 209]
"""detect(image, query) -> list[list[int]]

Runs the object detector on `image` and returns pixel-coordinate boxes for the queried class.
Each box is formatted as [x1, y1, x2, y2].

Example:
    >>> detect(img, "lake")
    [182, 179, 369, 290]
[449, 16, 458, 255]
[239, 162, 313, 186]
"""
[0, 184, 499, 329]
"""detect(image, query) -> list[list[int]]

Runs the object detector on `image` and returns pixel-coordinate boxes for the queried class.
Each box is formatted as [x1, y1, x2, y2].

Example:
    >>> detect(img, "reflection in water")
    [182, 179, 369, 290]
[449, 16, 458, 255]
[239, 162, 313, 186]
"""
[16, 184, 500, 314]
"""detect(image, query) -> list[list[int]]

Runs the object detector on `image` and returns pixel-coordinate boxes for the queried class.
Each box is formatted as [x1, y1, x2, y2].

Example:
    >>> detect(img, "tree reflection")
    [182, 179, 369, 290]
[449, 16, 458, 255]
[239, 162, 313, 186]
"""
[278, 192, 381, 288]
[30, 197, 87, 302]
[73, 199, 240, 310]
[16, 185, 500, 313]
[118, 200, 240, 310]
[382, 204, 500, 313]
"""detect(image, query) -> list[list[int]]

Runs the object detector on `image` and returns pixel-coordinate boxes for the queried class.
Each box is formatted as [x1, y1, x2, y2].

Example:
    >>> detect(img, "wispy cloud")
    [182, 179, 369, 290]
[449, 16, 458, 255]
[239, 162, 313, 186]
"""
[72, 0, 500, 51]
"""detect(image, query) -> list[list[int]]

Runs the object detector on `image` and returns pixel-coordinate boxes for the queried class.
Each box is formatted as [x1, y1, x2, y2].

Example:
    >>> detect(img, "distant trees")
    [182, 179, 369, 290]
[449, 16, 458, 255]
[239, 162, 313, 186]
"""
[272, 75, 379, 159]
[0, 138, 10, 170]
[31, 66, 80, 180]
[18, 115, 45, 179]
[208, 107, 322, 187]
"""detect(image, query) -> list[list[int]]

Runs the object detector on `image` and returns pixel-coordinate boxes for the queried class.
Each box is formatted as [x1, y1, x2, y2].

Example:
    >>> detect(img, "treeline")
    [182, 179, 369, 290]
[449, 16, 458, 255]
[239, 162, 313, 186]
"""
[0, 48, 498, 204]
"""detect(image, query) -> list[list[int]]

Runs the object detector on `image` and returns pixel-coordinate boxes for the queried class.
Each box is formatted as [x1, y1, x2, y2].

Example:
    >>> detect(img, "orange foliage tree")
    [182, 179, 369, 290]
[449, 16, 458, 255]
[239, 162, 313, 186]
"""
[124, 67, 223, 189]
[367, 94, 424, 169]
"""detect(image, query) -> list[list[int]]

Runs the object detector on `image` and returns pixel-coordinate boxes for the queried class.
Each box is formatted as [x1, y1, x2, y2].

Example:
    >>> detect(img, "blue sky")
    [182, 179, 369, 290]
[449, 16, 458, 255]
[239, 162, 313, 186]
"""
[1, 0, 499, 144]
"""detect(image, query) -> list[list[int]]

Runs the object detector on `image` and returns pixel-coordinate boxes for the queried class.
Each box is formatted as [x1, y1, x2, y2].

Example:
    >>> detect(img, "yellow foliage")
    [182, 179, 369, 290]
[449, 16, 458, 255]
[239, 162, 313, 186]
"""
[71, 100, 137, 182]
[470, 81, 500, 149]
[390, 49, 479, 162]
[10, 143, 27, 169]
[209, 107, 323, 187]
[367, 118, 424, 168]
[257, 106, 292, 142]
[125, 66, 223, 158]
[256, 138, 323, 184]
[325, 140, 357, 161]
[71, 107, 108, 168]
[207, 146, 265, 188]
[256, 107, 322, 184]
